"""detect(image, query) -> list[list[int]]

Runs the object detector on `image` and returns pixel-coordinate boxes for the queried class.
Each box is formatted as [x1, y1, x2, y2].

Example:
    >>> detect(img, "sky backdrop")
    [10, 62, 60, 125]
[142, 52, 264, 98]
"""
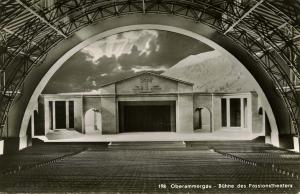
[43, 30, 213, 93]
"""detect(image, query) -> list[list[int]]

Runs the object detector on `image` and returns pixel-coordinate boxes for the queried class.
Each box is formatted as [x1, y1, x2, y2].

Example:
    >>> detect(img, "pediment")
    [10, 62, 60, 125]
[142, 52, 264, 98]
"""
[99, 72, 193, 94]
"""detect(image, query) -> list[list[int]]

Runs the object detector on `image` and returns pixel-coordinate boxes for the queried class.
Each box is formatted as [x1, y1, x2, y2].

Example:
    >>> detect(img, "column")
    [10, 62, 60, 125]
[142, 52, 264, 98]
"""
[226, 98, 230, 128]
[244, 98, 248, 129]
[44, 100, 50, 132]
[211, 94, 214, 132]
[31, 112, 35, 136]
[241, 98, 244, 129]
[52, 101, 56, 130]
[66, 101, 69, 129]
[262, 109, 266, 133]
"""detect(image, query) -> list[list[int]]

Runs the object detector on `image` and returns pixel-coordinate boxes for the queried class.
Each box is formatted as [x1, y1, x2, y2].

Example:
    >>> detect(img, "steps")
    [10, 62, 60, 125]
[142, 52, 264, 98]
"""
[108, 141, 186, 149]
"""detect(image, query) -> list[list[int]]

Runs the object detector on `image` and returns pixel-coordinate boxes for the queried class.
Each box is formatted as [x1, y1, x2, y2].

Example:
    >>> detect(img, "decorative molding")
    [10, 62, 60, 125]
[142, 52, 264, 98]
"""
[133, 75, 162, 93]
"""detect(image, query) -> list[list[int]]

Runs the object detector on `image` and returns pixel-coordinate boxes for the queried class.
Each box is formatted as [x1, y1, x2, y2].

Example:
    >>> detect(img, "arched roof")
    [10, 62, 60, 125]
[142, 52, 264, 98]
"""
[0, 0, 300, 138]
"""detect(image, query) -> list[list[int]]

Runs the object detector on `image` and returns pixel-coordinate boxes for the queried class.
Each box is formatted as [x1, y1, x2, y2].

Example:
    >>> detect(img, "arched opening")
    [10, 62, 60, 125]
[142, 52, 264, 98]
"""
[84, 108, 102, 134]
[17, 19, 281, 147]
[194, 107, 211, 132]
[1, 2, 300, 191]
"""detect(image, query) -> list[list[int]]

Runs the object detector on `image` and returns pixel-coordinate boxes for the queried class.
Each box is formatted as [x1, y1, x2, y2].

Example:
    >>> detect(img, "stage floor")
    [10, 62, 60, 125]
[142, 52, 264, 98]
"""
[36, 129, 261, 142]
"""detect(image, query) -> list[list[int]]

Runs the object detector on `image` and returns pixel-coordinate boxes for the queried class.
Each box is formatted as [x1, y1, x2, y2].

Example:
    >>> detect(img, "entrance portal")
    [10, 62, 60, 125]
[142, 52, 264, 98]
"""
[119, 101, 176, 132]
[85, 108, 102, 134]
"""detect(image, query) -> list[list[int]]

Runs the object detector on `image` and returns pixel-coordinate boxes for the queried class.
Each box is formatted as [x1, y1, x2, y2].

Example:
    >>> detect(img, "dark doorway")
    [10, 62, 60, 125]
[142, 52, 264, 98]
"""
[230, 98, 241, 127]
[55, 101, 66, 129]
[221, 98, 227, 127]
[33, 110, 39, 134]
[69, 101, 74, 128]
[119, 101, 175, 132]
[49, 101, 53, 130]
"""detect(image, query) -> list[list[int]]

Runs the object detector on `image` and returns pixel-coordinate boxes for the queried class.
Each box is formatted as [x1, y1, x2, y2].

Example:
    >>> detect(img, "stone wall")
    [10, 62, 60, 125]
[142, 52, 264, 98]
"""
[100, 97, 117, 134]
[176, 94, 193, 133]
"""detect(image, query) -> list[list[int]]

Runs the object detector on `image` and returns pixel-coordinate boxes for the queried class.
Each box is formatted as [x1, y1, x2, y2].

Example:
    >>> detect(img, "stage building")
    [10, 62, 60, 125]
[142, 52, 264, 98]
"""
[35, 72, 263, 139]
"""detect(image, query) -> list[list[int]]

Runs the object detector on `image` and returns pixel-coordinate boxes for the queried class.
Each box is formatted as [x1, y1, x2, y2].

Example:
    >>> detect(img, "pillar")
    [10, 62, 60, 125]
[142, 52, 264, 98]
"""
[31, 112, 35, 135]
[0, 140, 3, 155]
[226, 98, 230, 128]
[241, 98, 244, 129]
[66, 101, 69, 129]
[52, 101, 56, 130]
[293, 137, 300, 152]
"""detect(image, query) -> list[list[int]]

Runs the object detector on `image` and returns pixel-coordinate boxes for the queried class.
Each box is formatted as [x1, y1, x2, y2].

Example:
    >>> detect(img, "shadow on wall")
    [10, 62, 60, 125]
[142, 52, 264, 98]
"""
[84, 108, 102, 134]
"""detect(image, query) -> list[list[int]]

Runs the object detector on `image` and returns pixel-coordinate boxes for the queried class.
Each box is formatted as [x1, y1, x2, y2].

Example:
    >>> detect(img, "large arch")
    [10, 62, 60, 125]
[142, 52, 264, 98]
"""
[18, 20, 279, 146]
[0, 1, 299, 150]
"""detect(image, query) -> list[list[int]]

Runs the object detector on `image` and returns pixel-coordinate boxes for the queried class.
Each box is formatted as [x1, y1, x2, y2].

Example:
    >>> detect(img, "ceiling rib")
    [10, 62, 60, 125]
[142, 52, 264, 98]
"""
[142, 0, 146, 14]
[2, 27, 38, 46]
[224, 0, 264, 35]
[15, 0, 67, 38]
[0, 0, 299, 138]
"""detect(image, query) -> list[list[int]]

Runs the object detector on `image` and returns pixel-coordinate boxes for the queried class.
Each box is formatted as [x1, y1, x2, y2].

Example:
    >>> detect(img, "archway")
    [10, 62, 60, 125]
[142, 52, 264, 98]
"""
[84, 109, 102, 134]
[7, 14, 296, 149]
[0, 1, 298, 151]
[194, 107, 211, 132]
[18, 21, 280, 146]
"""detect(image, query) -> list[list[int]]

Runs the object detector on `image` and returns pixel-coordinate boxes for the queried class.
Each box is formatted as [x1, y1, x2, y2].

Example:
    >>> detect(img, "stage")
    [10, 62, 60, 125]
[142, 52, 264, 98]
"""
[36, 129, 261, 142]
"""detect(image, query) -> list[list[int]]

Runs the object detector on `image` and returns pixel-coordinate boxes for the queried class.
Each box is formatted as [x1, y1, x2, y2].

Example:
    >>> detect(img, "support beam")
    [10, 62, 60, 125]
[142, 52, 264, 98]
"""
[142, 0, 146, 14]
[0, 70, 5, 92]
[15, 0, 67, 38]
[255, 34, 300, 59]
[277, 85, 300, 91]
[262, 34, 300, 52]
[224, 0, 264, 35]
[2, 28, 38, 46]
[255, 22, 288, 42]
[114, 0, 119, 14]
[7, 47, 38, 61]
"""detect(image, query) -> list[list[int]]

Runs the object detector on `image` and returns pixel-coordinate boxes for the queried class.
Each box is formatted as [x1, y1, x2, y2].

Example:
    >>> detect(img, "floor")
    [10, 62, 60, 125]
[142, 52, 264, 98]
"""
[38, 129, 260, 142]
[0, 141, 299, 193]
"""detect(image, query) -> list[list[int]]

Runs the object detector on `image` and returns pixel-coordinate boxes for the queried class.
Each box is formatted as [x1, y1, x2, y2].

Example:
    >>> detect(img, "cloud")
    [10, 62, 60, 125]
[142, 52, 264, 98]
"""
[81, 30, 159, 63]
[43, 30, 213, 93]
[132, 66, 168, 73]
[116, 30, 213, 71]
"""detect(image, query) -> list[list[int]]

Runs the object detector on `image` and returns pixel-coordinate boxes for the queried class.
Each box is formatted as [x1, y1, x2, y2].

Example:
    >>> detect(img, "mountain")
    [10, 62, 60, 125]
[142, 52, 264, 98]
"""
[162, 50, 257, 93]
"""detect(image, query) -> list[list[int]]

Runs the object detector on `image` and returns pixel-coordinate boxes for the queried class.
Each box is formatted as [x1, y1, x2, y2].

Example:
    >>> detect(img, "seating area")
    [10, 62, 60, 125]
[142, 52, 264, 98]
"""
[0, 141, 299, 193]
[202, 141, 300, 178]
[0, 143, 104, 175]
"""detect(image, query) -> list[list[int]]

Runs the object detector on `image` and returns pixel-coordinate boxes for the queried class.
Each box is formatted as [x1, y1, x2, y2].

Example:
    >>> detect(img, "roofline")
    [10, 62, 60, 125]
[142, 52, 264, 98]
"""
[99, 71, 194, 88]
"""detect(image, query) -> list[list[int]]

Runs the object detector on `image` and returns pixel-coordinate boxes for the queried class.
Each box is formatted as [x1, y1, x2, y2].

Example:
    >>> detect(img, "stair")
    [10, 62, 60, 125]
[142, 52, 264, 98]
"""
[108, 141, 186, 149]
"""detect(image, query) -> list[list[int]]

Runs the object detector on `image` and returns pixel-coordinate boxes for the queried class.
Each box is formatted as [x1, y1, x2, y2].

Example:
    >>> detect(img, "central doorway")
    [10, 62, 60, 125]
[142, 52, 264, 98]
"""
[118, 101, 176, 132]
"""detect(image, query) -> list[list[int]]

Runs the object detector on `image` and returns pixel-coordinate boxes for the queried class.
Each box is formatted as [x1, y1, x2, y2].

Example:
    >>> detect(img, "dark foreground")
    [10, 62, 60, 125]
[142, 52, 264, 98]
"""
[0, 141, 299, 193]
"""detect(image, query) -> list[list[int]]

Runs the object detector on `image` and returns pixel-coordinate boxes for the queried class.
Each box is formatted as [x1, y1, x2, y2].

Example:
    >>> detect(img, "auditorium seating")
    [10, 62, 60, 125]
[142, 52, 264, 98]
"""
[202, 141, 300, 179]
[0, 141, 299, 192]
[0, 143, 93, 175]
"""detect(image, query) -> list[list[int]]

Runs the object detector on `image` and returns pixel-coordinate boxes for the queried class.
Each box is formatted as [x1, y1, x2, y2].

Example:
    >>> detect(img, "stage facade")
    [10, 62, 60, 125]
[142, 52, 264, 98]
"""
[36, 72, 263, 138]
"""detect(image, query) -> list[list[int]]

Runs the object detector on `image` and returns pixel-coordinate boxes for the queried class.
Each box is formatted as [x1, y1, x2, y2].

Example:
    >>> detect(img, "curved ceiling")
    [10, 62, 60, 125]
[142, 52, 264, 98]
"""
[0, 0, 300, 137]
